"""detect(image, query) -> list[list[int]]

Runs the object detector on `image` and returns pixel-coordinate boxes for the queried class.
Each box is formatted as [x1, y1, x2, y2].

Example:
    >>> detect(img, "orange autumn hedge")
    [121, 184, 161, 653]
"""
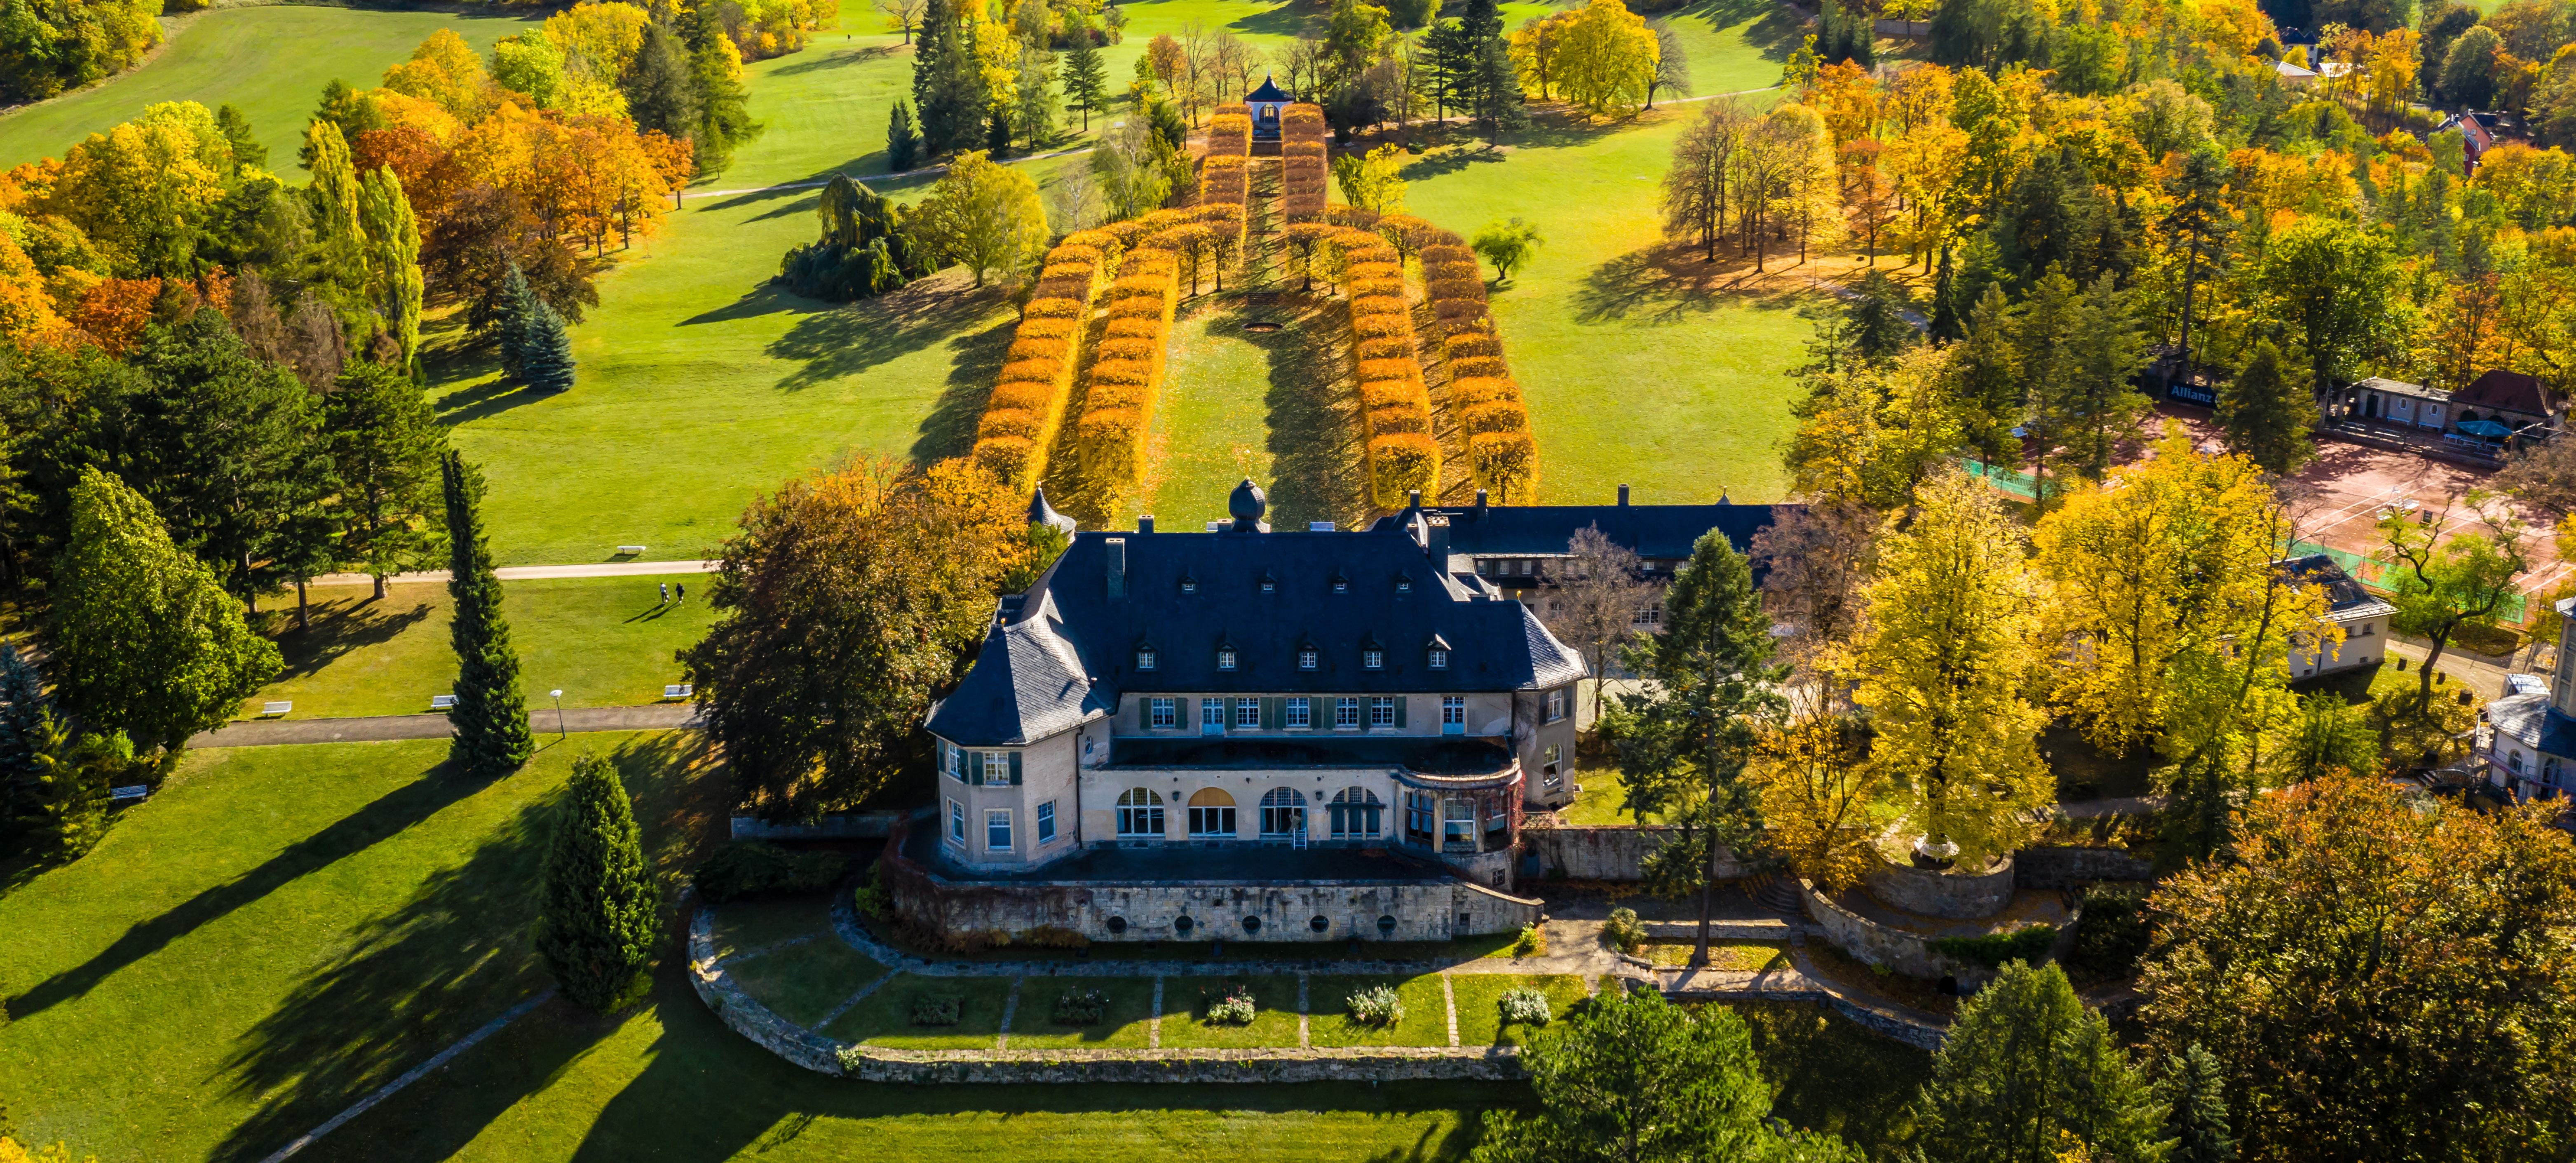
[971, 228, 1124, 490]
[1314, 224, 1437, 508]
[1207, 112, 1251, 159]
[1282, 103, 1329, 221]
[1073, 236, 1183, 488]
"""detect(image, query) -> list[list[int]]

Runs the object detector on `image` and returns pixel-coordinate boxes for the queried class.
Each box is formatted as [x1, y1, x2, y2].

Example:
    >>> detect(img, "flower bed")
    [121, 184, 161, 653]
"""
[970, 227, 1121, 491]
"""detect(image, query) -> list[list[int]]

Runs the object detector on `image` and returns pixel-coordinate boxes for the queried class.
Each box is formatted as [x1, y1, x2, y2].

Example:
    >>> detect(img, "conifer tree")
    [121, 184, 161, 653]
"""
[519, 300, 576, 392]
[327, 362, 449, 599]
[1952, 284, 2021, 468]
[1064, 37, 1107, 130]
[1913, 961, 2168, 1162]
[16, 718, 125, 865]
[304, 120, 364, 264]
[2215, 339, 2316, 475]
[679, 0, 762, 174]
[624, 22, 702, 141]
[495, 260, 536, 378]
[2162, 1042, 2238, 1163]
[0, 644, 48, 856]
[216, 104, 266, 172]
[914, 0, 990, 155]
[537, 751, 659, 1012]
[441, 452, 535, 780]
[887, 99, 922, 170]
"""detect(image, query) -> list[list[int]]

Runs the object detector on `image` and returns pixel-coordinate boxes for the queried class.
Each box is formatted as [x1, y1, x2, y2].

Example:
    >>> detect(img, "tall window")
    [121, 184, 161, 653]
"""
[1201, 698, 1224, 735]
[1188, 788, 1237, 837]
[1336, 697, 1361, 728]
[948, 799, 965, 841]
[1546, 688, 1567, 723]
[1150, 697, 1177, 728]
[1442, 695, 1465, 734]
[980, 751, 1010, 786]
[1286, 697, 1311, 728]
[1370, 697, 1396, 728]
[1444, 801, 1476, 848]
[942, 742, 963, 780]
[1136, 647, 1157, 670]
[1218, 648, 1237, 670]
[1428, 648, 1448, 669]
[1330, 787, 1382, 837]
[1236, 698, 1260, 727]
[1404, 792, 1435, 845]
[1037, 801, 1057, 843]
[985, 809, 1012, 852]
[1116, 788, 1165, 836]
[1299, 648, 1318, 670]
[1542, 744, 1563, 788]
[1260, 787, 1307, 837]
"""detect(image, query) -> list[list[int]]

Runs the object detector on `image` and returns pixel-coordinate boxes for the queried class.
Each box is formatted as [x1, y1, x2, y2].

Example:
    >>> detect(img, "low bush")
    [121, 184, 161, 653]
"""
[1443, 331, 1502, 359]
[1022, 295, 1086, 319]
[1604, 907, 1647, 954]
[1346, 983, 1405, 1027]
[1053, 987, 1108, 1024]
[1356, 358, 1423, 385]
[1349, 277, 1406, 300]
[1498, 986, 1553, 1026]
[1930, 923, 2059, 968]
[692, 841, 849, 903]
[985, 381, 1057, 412]
[1352, 312, 1410, 339]
[1433, 298, 1490, 323]
[1018, 924, 1090, 949]
[1368, 433, 1438, 507]
[1448, 376, 1519, 408]
[1469, 431, 1538, 498]
[1357, 336, 1414, 361]
[851, 865, 894, 921]
[1359, 381, 1429, 411]
[1451, 355, 1509, 380]
[1202, 981, 1258, 1024]
[1511, 924, 1547, 957]
[976, 409, 1045, 442]
[1461, 400, 1529, 435]
[995, 358, 1060, 385]
[1007, 336, 1070, 363]
[1016, 316, 1078, 342]
[911, 992, 964, 1026]
[1366, 406, 1430, 435]
[2069, 882, 2153, 980]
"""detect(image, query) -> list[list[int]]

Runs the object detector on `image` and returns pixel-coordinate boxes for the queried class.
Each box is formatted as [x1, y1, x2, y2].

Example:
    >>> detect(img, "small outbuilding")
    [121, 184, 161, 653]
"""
[1246, 74, 1290, 142]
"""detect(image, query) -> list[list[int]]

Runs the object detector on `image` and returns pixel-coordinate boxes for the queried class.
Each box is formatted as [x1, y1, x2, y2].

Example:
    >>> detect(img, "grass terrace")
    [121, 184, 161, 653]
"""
[1449, 973, 1595, 1046]
[1306, 975, 1455, 1048]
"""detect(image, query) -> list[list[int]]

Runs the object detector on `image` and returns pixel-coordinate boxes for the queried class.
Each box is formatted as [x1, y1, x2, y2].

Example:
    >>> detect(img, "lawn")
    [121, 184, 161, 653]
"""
[725, 933, 891, 1027]
[1002, 977, 1161, 1050]
[0, 6, 538, 170]
[709, 893, 843, 961]
[1722, 1000, 1931, 1148]
[1306, 974, 1455, 1048]
[242, 575, 716, 719]
[824, 973, 1016, 1049]
[1155, 975, 1307, 1049]
[1449, 973, 1594, 1047]
[1115, 298, 1369, 534]
[1641, 940, 1789, 970]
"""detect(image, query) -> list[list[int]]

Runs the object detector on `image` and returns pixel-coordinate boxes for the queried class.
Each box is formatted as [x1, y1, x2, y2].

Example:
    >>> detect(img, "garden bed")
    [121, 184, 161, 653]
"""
[819, 973, 1017, 1050]
[1156, 977, 1306, 1049]
[999, 978, 1162, 1050]
[1450, 974, 1593, 1046]
[1306, 975, 1453, 1048]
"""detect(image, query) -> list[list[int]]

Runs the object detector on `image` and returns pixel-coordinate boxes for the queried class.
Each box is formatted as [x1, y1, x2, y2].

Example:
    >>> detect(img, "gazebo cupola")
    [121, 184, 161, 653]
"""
[1246, 73, 1290, 142]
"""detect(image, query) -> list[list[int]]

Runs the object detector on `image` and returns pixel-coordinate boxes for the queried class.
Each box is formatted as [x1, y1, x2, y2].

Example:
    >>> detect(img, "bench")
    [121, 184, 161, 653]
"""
[110, 785, 148, 804]
[259, 701, 291, 718]
[430, 694, 457, 711]
[615, 545, 648, 556]
[663, 684, 694, 700]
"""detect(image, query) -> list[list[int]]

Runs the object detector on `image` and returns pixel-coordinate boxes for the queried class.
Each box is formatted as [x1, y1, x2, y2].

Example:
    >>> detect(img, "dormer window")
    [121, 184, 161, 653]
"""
[1395, 573, 1413, 593]
[1429, 648, 1448, 669]
[1299, 648, 1318, 670]
[1180, 574, 1198, 594]
[1363, 649, 1384, 670]
[1218, 648, 1238, 670]
[1331, 569, 1349, 593]
[1137, 647, 1158, 670]
[1260, 570, 1278, 594]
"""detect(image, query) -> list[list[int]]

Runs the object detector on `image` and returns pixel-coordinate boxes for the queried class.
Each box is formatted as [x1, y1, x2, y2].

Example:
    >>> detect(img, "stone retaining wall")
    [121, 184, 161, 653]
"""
[1802, 880, 1987, 983]
[1521, 825, 1743, 882]
[838, 1044, 1525, 1084]
[2014, 845, 2154, 889]
[1864, 849, 2015, 919]
[687, 907, 862, 1076]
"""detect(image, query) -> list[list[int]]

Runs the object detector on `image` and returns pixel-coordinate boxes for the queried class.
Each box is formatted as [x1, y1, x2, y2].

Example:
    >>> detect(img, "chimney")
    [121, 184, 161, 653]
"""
[1474, 488, 1489, 515]
[1139, 515, 1155, 534]
[1616, 484, 1630, 507]
[1427, 515, 1450, 565]
[1408, 489, 1423, 510]
[1105, 537, 1126, 598]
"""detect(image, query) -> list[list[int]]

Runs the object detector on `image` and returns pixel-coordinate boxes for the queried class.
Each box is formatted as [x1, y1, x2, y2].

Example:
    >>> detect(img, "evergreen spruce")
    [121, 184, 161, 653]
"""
[2216, 338, 2317, 475]
[914, 0, 991, 155]
[987, 104, 1014, 157]
[1064, 38, 1107, 130]
[2162, 1042, 2239, 1163]
[887, 99, 922, 171]
[17, 719, 123, 866]
[441, 452, 536, 780]
[622, 22, 702, 141]
[679, 0, 762, 174]
[519, 301, 576, 393]
[536, 751, 660, 1012]
[495, 261, 537, 379]
[0, 644, 49, 856]
[1913, 961, 2170, 1161]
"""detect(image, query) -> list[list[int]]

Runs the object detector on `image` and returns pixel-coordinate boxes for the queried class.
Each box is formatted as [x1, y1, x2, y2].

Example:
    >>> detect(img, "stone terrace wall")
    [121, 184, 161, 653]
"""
[2014, 845, 2154, 889]
[840, 1045, 1524, 1084]
[1865, 851, 2015, 919]
[1522, 825, 1744, 881]
[1802, 880, 1990, 986]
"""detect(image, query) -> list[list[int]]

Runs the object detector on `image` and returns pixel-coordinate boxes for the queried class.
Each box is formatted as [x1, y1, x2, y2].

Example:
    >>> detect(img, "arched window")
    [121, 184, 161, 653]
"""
[1329, 787, 1383, 838]
[1116, 788, 1165, 837]
[1188, 788, 1237, 837]
[1259, 787, 1307, 838]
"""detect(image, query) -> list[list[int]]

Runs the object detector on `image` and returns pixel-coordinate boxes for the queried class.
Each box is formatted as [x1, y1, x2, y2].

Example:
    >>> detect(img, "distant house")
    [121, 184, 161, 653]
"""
[2449, 369, 2557, 446]
[2435, 112, 2494, 175]
[2279, 556, 2394, 679]
[1369, 485, 1788, 629]
[2484, 600, 2576, 799]
[2347, 376, 2452, 432]
[1245, 74, 1289, 144]
[2275, 58, 2320, 87]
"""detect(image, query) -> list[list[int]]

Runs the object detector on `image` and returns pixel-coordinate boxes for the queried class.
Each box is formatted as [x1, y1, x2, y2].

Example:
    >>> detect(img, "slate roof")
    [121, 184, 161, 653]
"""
[2453, 369, 2553, 419]
[924, 521, 1589, 746]
[1246, 74, 1290, 103]
[2487, 692, 2576, 759]
[1368, 499, 1790, 562]
[2276, 555, 2396, 621]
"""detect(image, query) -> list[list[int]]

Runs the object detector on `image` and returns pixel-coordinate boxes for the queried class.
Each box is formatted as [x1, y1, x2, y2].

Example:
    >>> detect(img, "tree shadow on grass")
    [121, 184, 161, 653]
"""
[432, 377, 558, 427]
[1571, 242, 1823, 328]
[908, 312, 1018, 464]
[1253, 299, 1369, 530]
[256, 592, 438, 683]
[3, 753, 488, 1024]
[770, 272, 1012, 392]
[765, 41, 904, 78]
[680, 281, 808, 327]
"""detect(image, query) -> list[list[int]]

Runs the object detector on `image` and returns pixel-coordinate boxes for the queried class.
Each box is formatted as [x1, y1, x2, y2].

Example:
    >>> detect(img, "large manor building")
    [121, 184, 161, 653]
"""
[884, 482, 1778, 944]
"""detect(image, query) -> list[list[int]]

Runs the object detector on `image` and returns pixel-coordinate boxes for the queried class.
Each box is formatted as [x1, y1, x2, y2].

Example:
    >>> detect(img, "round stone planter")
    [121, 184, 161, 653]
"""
[1864, 841, 2015, 919]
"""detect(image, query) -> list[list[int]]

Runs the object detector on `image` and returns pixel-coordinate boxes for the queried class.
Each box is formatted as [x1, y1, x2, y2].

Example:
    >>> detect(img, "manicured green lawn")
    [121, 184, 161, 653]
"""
[711, 893, 843, 961]
[1120, 298, 1368, 534]
[1155, 975, 1305, 1049]
[1307, 974, 1455, 1048]
[1003, 977, 1160, 1050]
[1643, 939, 1790, 969]
[243, 575, 715, 719]
[1450, 973, 1594, 1046]
[726, 934, 891, 1027]
[0, 6, 537, 169]
[827, 973, 1016, 1049]
[1722, 1000, 1931, 1148]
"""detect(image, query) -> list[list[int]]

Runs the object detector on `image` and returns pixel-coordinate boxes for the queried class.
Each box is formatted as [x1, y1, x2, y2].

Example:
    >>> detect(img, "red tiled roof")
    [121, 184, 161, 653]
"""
[2454, 369, 2553, 417]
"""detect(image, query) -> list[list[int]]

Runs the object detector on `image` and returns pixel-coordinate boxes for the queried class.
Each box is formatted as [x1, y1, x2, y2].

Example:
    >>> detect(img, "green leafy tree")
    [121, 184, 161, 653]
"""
[326, 363, 448, 599]
[1063, 36, 1108, 130]
[1603, 530, 1785, 966]
[2270, 689, 2378, 782]
[1090, 117, 1173, 220]
[1014, 46, 1057, 153]
[1470, 217, 1541, 282]
[1912, 960, 2169, 1163]
[357, 166, 424, 369]
[2142, 772, 2576, 1162]
[2257, 218, 2399, 401]
[1473, 986, 1862, 1163]
[2438, 25, 2501, 108]
[905, 150, 1047, 288]
[441, 451, 536, 780]
[2214, 339, 2316, 475]
[47, 468, 280, 757]
[887, 99, 922, 171]
[518, 300, 576, 392]
[537, 751, 659, 1012]
[2161, 1043, 2237, 1163]
[2379, 502, 2527, 710]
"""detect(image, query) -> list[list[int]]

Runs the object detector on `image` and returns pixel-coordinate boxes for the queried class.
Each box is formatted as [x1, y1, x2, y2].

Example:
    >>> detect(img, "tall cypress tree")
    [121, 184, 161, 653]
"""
[441, 452, 535, 780]
[1063, 38, 1106, 130]
[519, 301, 576, 392]
[537, 751, 659, 1012]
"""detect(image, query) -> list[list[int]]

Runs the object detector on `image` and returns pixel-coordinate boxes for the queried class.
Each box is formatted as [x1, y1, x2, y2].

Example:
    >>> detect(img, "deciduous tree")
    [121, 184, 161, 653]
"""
[906, 150, 1046, 287]
[1469, 216, 1539, 281]
[2379, 500, 2528, 710]
[1537, 525, 1650, 718]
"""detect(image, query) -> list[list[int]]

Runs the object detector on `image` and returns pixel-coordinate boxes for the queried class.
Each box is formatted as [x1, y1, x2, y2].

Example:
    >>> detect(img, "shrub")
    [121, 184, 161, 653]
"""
[1017, 924, 1090, 949]
[1448, 376, 1519, 408]
[1931, 923, 2059, 968]
[1007, 336, 1070, 363]
[1356, 358, 1423, 385]
[1089, 360, 1154, 388]
[1443, 331, 1502, 359]
[1426, 277, 1485, 303]
[1346, 983, 1405, 1027]
[977, 409, 1044, 442]
[1078, 408, 1150, 481]
[1511, 924, 1548, 956]
[1202, 981, 1258, 1024]
[1366, 406, 1430, 435]
[1425, 262, 1482, 286]
[1084, 382, 1150, 411]
[1359, 381, 1430, 411]
[1422, 243, 1474, 265]
[2069, 882, 2153, 980]
[1451, 355, 1509, 380]
[1498, 986, 1553, 1026]
[1053, 987, 1108, 1025]
[1095, 337, 1158, 363]
[1368, 433, 1438, 508]
[1604, 907, 1647, 954]
[1107, 296, 1169, 320]
[1461, 400, 1529, 435]
[1469, 431, 1539, 497]
[1433, 298, 1490, 322]
[911, 991, 964, 1026]
[986, 381, 1057, 412]
[1357, 336, 1414, 361]
[851, 865, 894, 921]
[1352, 312, 1410, 339]
[1349, 277, 1406, 300]
[1348, 261, 1404, 282]
[1016, 316, 1078, 341]
[995, 358, 1061, 385]
[692, 841, 850, 903]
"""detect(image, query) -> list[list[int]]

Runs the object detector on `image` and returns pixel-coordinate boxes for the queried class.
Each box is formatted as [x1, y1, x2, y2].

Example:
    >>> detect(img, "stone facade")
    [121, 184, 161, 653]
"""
[1521, 825, 1747, 882]
[2013, 845, 2154, 889]
[1803, 881, 1992, 984]
[1863, 851, 2015, 919]
[838, 1045, 1525, 1084]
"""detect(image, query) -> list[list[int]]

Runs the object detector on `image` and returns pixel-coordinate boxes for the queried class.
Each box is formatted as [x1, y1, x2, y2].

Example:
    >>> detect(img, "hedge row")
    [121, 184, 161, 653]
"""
[1418, 240, 1538, 500]
[971, 228, 1125, 490]
[1207, 112, 1251, 158]
[1200, 153, 1248, 208]
[1074, 241, 1178, 487]
[1321, 226, 1438, 509]
[1283, 103, 1329, 221]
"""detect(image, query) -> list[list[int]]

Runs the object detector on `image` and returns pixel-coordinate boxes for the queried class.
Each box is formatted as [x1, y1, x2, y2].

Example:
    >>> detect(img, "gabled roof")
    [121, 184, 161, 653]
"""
[1370, 498, 1790, 563]
[2454, 369, 2552, 418]
[1246, 73, 1290, 102]
[2274, 59, 2318, 78]
[925, 523, 1588, 745]
[2276, 555, 2396, 621]
[2487, 692, 2576, 759]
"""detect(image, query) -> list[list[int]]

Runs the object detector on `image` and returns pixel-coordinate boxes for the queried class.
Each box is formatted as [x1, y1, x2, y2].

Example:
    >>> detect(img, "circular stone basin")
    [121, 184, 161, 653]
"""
[1241, 321, 1282, 333]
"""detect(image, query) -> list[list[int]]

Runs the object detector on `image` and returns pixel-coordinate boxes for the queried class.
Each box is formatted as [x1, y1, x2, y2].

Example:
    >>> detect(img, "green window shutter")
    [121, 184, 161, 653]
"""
[1395, 696, 1408, 728]
[1261, 697, 1280, 729]
[1135, 696, 1146, 730]
[1178, 698, 1190, 728]
[969, 753, 985, 786]
[1008, 752, 1023, 785]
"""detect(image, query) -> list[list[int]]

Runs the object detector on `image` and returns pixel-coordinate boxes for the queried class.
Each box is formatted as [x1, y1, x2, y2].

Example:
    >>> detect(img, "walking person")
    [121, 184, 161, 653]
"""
[659, 582, 670, 604]
[676, 582, 687, 604]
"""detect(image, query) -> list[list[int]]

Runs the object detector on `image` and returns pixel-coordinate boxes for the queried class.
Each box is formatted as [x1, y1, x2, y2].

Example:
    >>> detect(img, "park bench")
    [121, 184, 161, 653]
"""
[430, 694, 457, 711]
[616, 545, 648, 556]
[663, 684, 694, 700]
[110, 785, 148, 804]
[258, 701, 291, 718]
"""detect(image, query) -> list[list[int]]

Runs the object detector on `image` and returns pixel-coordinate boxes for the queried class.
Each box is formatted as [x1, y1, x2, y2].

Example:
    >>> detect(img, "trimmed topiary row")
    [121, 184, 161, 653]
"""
[1070, 204, 1248, 492]
[1419, 238, 1537, 501]
[972, 228, 1123, 490]
[1207, 111, 1251, 158]
[1323, 226, 1438, 509]
[1282, 103, 1328, 221]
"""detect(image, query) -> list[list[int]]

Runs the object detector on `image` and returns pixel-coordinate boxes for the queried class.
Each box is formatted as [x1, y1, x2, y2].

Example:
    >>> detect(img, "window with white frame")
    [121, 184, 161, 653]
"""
[1546, 688, 1566, 723]
[1136, 647, 1157, 670]
[1236, 698, 1260, 727]
[985, 809, 1012, 851]
[1037, 801, 1056, 844]
[981, 750, 1010, 785]
[1370, 697, 1396, 728]
[1218, 647, 1237, 670]
[1188, 788, 1236, 837]
[1443, 801, 1476, 846]
[1335, 697, 1361, 728]
[1442, 695, 1465, 734]
[1542, 744, 1563, 787]
[942, 742, 963, 780]
[1363, 648, 1384, 670]
[1633, 606, 1661, 626]
[1428, 648, 1448, 669]
[1200, 698, 1224, 735]
[1150, 697, 1177, 728]
[1116, 788, 1165, 836]
[948, 799, 965, 841]
[1299, 648, 1318, 670]
[1286, 697, 1311, 728]
[2512, 751, 2527, 773]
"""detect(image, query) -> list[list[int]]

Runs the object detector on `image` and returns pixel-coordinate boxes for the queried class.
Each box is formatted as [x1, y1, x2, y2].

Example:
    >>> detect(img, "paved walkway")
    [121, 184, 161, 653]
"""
[311, 559, 718, 587]
[190, 703, 698, 747]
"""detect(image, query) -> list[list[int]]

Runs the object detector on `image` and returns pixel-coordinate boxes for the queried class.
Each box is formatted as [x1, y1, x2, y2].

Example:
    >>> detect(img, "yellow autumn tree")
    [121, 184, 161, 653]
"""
[1751, 674, 1890, 890]
[37, 105, 232, 274]
[382, 27, 493, 122]
[544, 1, 652, 80]
[1551, 0, 1658, 117]
[1854, 468, 2051, 867]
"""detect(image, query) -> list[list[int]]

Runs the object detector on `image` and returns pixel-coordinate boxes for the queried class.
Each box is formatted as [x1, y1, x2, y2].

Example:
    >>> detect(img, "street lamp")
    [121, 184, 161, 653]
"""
[550, 689, 565, 740]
